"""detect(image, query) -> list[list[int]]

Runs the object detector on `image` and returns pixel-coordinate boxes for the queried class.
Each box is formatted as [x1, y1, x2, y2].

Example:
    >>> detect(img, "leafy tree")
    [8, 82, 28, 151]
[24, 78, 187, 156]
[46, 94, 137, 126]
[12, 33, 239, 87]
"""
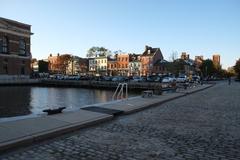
[234, 58, 240, 79]
[165, 59, 186, 76]
[87, 46, 111, 58]
[38, 60, 49, 73]
[57, 54, 71, 74]
[200, 59, 215, 77]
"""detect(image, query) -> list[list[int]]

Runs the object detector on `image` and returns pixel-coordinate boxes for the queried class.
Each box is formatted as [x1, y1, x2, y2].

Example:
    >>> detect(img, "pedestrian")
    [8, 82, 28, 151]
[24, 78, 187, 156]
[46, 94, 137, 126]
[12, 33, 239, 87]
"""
[200, 76, 203, 85]
[228, 77, 231, 85]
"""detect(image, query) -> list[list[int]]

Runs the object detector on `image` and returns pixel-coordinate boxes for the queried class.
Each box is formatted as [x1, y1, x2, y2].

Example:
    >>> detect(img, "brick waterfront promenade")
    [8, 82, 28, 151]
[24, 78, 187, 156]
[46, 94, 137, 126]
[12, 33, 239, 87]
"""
[0, 81, 240, 160]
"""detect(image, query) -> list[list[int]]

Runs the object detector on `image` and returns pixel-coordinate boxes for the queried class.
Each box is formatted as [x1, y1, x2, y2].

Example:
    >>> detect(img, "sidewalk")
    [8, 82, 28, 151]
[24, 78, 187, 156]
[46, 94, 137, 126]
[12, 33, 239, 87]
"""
[0, 84, 213, 152]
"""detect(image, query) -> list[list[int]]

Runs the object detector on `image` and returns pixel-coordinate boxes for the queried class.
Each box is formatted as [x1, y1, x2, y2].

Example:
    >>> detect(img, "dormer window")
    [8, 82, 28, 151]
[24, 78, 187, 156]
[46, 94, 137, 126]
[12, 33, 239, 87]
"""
[148, 50, 151, 54]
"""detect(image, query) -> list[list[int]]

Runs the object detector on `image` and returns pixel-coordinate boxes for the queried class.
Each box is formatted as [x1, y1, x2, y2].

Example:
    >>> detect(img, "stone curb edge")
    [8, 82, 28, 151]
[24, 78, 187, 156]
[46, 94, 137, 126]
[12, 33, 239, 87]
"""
[0, 115, 113, 153]
[124, 84, 215, 114]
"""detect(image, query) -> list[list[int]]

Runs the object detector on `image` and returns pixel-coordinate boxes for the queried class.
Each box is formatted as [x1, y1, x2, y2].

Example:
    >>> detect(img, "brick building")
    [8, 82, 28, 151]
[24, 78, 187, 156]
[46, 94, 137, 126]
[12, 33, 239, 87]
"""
[0, 17, 33, 79]
[152, 59, 168, 74]
[48, 54, 61, 74]
[48, 53, 71, 74]
[212, 54, 221, 69]
[116, 53, 129, 76]
[195, 55, 204, 72]
[107, 57, 117, 76]
[140, 45, 164, 76]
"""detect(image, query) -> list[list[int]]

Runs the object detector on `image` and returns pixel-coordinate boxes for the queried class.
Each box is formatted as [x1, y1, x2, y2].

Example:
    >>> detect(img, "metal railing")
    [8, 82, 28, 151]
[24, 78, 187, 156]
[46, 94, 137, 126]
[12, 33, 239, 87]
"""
[112, 83, 128, 101]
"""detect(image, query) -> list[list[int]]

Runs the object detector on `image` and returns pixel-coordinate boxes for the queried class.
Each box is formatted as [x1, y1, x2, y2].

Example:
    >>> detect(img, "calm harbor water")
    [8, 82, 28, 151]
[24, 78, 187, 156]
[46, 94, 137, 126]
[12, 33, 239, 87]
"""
[0, 86, 139, 119]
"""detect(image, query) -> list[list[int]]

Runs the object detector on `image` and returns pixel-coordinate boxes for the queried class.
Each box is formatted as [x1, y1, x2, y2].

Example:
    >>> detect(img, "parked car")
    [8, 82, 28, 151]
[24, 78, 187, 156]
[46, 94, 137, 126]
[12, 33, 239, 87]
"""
[176, 75, 187, 83]
[131, 76, 143, 82]
[191, 75, 200, 83]
[162, 77, 174, 83]
[102, 76, 112, 81]
[112, 76, 125, 82]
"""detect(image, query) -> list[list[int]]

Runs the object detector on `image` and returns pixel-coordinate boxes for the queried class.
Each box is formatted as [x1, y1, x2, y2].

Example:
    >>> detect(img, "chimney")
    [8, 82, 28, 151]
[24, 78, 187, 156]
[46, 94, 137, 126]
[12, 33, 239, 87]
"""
[145, 45, 148, 51]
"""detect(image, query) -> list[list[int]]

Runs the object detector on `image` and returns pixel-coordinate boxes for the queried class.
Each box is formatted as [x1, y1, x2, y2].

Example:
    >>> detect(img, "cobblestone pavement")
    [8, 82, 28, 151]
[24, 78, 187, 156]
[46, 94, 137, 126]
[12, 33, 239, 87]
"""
[1, 81, 240, 160]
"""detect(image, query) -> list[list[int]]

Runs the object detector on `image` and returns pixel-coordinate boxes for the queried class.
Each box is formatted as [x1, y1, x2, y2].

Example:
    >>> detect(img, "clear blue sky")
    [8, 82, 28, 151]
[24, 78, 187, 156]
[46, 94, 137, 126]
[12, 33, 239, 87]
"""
[1, 0, 240, 68]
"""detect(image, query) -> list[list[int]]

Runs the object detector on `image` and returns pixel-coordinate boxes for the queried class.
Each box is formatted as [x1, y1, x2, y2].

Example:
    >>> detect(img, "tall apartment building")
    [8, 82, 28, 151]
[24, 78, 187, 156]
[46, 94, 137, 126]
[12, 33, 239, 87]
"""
[0, 17, 33, 79]
[212, 54, 220, 68]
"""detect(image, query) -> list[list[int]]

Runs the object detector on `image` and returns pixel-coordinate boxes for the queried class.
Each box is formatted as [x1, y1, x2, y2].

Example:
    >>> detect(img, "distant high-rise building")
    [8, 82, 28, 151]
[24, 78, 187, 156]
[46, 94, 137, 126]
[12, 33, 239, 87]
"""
[181, 52, 189, 60]
[195, 55, 204, 72]
[212, 54, 220, 67]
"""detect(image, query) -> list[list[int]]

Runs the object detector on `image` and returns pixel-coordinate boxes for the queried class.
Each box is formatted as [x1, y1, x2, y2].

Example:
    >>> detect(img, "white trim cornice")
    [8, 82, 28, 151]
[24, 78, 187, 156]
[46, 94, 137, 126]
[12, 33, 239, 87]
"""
[0, 28, 31, 38]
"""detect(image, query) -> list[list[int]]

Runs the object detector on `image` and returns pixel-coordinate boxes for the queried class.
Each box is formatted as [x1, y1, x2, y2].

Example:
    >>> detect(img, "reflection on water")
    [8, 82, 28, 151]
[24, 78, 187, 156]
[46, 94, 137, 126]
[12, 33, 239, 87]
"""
[0, 87, 31, 117]
[0, 86, 139, 118]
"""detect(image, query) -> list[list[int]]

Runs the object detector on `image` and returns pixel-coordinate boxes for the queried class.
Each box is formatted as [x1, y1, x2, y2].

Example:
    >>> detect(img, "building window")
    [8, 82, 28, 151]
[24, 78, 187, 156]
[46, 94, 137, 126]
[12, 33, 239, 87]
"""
[3, 64, 8, 74]
[19, 38, 26, 55]
[21, 66, 25, 75]
[1, 36, 9, 54]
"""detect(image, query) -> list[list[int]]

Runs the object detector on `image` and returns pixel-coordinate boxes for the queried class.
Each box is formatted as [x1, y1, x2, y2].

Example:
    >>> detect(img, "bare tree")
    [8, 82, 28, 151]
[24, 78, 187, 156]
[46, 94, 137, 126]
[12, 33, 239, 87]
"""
[169, 51, 178, 62]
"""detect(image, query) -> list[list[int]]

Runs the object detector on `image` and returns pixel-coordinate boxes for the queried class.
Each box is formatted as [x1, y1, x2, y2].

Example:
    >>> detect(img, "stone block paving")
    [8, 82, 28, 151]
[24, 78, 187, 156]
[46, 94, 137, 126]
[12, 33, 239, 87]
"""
[1, 81, 240, 160]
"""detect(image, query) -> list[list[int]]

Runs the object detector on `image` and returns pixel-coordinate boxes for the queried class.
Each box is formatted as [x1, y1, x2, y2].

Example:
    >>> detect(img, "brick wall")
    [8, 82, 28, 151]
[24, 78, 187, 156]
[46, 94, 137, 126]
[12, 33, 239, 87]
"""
[0, 18, 32, 76]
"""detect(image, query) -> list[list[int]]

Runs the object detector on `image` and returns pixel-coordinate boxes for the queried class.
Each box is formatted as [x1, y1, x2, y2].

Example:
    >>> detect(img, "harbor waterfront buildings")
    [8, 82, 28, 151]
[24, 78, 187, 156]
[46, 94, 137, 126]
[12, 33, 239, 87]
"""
[0, 17, 33, 79]
[0, 18, 222, 78]
[43, 46, 206, 77]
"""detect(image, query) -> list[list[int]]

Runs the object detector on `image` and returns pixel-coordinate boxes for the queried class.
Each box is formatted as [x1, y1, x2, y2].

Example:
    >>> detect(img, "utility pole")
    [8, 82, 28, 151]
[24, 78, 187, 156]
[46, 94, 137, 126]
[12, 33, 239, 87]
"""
[71, 56, 74, 75]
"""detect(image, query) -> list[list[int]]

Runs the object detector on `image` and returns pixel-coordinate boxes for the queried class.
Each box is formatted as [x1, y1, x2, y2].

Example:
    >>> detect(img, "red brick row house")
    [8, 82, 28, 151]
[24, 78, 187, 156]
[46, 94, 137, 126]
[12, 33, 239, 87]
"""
[140, 45, 164, 76]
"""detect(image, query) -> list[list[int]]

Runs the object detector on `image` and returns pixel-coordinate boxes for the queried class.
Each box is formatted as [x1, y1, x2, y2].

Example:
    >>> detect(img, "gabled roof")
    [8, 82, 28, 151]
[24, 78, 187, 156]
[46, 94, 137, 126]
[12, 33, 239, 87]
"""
[107, 57, 116, 62]
[141, 45, 161, 57]
[129, 53, 141, 62]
